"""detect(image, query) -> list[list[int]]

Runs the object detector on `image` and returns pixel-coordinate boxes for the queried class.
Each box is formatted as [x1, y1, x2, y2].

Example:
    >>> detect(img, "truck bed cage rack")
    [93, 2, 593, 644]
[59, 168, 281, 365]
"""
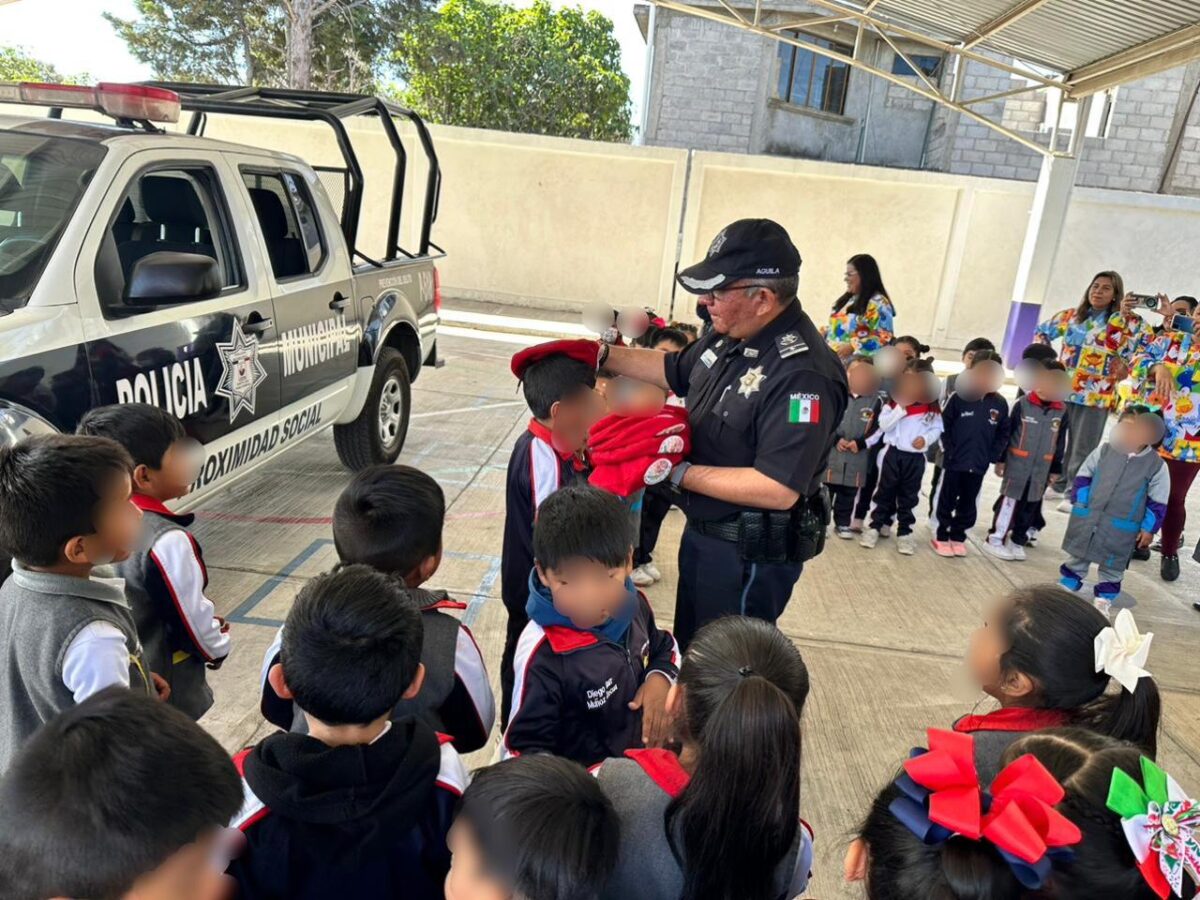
[140, 82, 441, 263]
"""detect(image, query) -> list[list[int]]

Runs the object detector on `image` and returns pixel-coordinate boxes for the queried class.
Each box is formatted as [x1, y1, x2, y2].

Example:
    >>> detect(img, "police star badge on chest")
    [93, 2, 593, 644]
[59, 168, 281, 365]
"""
[738, 366, 766, 398]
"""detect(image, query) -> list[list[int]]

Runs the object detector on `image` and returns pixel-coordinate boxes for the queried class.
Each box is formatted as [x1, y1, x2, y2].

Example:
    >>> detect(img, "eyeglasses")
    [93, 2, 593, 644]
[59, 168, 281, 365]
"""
[707, 283, 772, 301]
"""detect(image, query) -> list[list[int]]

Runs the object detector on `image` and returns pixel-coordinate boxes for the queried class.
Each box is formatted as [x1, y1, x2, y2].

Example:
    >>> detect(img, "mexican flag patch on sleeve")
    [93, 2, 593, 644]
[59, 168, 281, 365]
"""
[788, 393, 820, 424]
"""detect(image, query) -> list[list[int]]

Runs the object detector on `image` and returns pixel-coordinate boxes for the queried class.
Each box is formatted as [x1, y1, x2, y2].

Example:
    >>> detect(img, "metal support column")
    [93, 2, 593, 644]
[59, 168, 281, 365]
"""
[1000, 96, 1091, 364]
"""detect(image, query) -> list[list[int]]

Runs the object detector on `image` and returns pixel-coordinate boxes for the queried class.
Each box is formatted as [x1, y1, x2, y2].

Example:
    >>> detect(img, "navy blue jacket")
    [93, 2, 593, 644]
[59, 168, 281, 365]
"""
[501, 421, 581, 613]
[502, 577, 679, 768]
[940, 392, 1011, 474]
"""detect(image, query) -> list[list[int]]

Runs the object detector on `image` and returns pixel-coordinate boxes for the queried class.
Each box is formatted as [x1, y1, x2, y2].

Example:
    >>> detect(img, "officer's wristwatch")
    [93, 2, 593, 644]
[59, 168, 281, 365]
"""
[668, 461, 692, 495]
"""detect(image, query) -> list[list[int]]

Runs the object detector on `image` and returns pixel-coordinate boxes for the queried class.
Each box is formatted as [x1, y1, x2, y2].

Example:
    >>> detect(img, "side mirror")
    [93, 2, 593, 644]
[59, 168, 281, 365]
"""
[124, 251, 222, 305]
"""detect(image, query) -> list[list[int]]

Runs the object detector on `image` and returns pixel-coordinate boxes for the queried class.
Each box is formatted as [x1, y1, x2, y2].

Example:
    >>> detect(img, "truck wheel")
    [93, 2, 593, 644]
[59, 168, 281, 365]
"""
[334, 348, 411, 471]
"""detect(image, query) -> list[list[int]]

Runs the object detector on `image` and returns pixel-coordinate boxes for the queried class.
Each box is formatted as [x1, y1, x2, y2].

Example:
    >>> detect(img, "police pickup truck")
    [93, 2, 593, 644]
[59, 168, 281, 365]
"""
[0, 81, 443, 503]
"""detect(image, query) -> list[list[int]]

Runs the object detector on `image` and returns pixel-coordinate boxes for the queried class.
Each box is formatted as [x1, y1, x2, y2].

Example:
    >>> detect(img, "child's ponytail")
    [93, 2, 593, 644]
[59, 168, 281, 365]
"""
[1000, 587, 1161, 756]
[666, 617, 809, 900]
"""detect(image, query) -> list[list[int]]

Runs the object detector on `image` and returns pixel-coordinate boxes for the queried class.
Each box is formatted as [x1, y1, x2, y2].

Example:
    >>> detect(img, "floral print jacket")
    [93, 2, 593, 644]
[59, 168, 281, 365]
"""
[1034, 307, 1151, 409]
[826, 293, 895, 356]
[1132, 327, 1200, 463]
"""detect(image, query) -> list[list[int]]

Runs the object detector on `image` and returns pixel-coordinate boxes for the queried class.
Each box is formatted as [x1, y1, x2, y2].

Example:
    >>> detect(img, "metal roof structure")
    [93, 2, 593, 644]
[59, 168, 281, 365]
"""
[647, 0, 1200, 156]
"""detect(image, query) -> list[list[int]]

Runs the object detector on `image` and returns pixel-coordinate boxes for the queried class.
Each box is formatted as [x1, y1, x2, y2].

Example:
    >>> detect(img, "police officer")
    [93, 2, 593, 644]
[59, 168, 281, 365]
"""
[599, 219, 847, 648]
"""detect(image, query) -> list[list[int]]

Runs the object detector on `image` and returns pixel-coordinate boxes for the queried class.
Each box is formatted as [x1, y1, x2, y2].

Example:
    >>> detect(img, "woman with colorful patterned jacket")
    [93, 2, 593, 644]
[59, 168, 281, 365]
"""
[1034, 270, 1152, 495]
[1132, 296, 1200, 582]
[826, 254, 895, 359]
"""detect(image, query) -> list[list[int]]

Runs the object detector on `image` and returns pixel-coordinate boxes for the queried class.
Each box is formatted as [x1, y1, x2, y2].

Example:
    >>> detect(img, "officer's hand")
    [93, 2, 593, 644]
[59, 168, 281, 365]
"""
[994, 463, 1006, 477]
[151, 672, 171, 702]
[630, 673, 673, 748]
[912, 436, 926, 450]
[1136, 530, 1154, 549]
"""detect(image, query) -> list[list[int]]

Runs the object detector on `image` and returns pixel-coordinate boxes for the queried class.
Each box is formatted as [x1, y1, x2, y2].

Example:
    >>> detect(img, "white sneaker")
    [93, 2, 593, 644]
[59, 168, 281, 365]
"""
[984, 539, 1015, 561]
[1056, 499, 1073, 514]
[1008, 541, 1027, 561]
[643, 562, 662, 582]
[897, 534, 916, 555]
[879, 525, 892, 538]
[631, 565, 655, 587]
[836, 527, 855, 540]
[859, 528, 880, 549]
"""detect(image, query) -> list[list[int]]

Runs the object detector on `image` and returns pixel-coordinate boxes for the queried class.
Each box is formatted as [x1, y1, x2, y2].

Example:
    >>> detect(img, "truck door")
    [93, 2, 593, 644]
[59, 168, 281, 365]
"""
[236, 164, 359, 417]
[75, 152, 282, 478]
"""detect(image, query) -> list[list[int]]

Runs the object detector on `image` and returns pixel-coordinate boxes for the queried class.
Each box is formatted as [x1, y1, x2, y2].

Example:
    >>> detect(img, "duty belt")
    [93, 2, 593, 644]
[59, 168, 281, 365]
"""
[690, 489, 830, 564]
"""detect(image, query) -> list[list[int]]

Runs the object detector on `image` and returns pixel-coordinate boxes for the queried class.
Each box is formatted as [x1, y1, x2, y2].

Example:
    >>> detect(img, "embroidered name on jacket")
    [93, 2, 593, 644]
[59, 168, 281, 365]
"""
[586, 677, 619, 710]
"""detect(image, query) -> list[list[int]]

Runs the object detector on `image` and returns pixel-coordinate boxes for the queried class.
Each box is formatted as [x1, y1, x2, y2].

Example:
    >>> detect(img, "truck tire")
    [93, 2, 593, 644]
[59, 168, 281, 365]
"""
[334, 348, 411, 471]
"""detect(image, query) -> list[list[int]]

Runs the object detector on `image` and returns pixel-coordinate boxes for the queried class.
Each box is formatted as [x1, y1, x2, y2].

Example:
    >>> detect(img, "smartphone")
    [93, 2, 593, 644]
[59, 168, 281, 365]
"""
[1131, 293, 1158, 310]
[1170, 314, 1196, 335]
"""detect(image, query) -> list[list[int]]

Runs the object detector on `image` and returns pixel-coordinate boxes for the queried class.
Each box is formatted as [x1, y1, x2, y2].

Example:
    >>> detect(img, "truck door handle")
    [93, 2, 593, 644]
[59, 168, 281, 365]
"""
[329, 292, 349, 311]
[242, 316, 273, 335]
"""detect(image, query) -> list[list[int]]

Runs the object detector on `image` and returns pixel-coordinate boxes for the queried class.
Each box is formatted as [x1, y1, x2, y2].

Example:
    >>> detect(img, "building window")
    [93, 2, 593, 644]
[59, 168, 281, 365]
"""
[776, 33, 852, 115]
[891, 53, 942, 80]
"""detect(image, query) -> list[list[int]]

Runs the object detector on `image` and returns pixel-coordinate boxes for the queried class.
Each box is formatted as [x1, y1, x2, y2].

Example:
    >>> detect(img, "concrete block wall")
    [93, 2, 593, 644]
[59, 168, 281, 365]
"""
[643, 11, 765, 154]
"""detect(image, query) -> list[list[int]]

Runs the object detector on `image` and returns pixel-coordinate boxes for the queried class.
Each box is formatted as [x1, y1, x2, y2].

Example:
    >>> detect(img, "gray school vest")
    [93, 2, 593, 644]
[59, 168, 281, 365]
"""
[1001, 397, 1066, 501]
[287, 590, 460, 734]
[0, 564, 149, 772]
[826, 394, 877, 488]
[596, 757, 807, 900]
[1063, 445, 1165, 571]
[118, 512, 213, 720]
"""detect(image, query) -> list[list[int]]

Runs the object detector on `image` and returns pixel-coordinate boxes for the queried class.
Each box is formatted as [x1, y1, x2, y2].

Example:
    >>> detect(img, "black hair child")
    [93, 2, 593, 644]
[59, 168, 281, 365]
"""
[1001, 728, 1198, 900]
[847, 728, 1082, 900]
[931, 352, 1009, 557]
[927, 336, 997, 516]
[596, 615, 812, 900]
[78, 403, 227, 721]
[260, 464, 495, 752]
[501, 340, 604, 728]
[446, 755, 621, 900]
[231, 564, 469, 900]
[503, 484, 679, 767]
[960, 584, 1161, 782]
[0, 688, 242, 900]
[0, 434, 155, 772]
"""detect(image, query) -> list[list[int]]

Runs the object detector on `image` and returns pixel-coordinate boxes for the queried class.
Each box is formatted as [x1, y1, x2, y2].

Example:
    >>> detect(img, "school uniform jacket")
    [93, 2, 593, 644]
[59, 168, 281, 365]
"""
[228, 718, 468, 900]
[939, 392, 1010, 474]
[1064, 443, 1170, 570]
[952, 707, 1072, 784]
[596, 749, 814, 900]
[118, 495, 230, 720]
[999, 393, 1068, 501]
[825, 394, 881, 487]
[501, 420, 582, 613]
[259, 588, 494, 753]
[876, 402, 943, 453]
[502, 582, 680, 768]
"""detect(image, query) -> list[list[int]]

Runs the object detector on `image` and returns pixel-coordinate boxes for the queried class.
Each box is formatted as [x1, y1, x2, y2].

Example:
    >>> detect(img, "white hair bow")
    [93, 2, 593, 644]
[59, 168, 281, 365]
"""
[1094, 609, 1154, 694]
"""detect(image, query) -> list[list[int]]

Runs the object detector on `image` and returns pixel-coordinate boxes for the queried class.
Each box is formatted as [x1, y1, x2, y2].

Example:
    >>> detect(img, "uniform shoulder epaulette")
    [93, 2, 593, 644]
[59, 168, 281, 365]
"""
[775, 331, 810, 360]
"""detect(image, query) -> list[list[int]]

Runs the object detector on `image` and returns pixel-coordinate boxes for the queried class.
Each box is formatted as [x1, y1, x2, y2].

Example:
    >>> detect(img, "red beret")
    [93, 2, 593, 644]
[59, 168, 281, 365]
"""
[510, 339, 601, 379]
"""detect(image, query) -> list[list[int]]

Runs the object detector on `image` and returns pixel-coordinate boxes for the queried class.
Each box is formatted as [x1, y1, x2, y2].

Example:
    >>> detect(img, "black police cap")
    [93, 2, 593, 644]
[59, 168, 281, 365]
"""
[676, 218, 802, 295]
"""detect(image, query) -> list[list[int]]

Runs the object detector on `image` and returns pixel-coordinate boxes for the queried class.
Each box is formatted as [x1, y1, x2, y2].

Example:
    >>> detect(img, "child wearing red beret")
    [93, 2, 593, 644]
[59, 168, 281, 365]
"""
[500, 340, 605, 729]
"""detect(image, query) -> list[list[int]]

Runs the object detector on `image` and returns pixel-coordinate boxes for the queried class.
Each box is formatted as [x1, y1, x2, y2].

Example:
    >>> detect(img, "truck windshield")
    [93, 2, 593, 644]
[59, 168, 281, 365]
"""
[0, 131, 106, 312]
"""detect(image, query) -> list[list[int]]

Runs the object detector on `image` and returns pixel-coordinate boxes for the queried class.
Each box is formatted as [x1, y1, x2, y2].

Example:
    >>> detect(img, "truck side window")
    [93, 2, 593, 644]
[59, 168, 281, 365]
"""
[241, 170, 325, 281]
[95, 166, 242, 313]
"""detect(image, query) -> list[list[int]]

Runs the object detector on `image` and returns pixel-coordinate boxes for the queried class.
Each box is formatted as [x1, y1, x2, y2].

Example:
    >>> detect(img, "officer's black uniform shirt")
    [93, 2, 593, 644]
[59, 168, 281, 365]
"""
[664, 299, 848, 522]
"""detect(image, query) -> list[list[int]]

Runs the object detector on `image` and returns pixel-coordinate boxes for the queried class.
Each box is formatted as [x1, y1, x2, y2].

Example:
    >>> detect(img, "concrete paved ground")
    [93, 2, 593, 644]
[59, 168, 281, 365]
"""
[193, 330, 1200, 899]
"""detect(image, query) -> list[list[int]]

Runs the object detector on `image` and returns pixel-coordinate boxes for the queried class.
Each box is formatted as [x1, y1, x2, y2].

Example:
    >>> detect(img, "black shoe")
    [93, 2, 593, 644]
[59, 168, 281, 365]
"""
[1162, 555, 1181, 582]
[1132, 546, 1151, 562]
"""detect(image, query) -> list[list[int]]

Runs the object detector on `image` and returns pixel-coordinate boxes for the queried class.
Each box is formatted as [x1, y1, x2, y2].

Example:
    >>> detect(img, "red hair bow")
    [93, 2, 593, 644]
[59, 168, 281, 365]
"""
[903, 729, 982, 838]
[985, 754, 1082, 864]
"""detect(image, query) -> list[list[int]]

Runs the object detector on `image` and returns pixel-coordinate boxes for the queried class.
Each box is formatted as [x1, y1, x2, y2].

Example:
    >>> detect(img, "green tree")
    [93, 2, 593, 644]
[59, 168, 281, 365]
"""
[0, 46, 87, 84]
[393, 0, 632, 142]
[105, 0, 424, 91]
